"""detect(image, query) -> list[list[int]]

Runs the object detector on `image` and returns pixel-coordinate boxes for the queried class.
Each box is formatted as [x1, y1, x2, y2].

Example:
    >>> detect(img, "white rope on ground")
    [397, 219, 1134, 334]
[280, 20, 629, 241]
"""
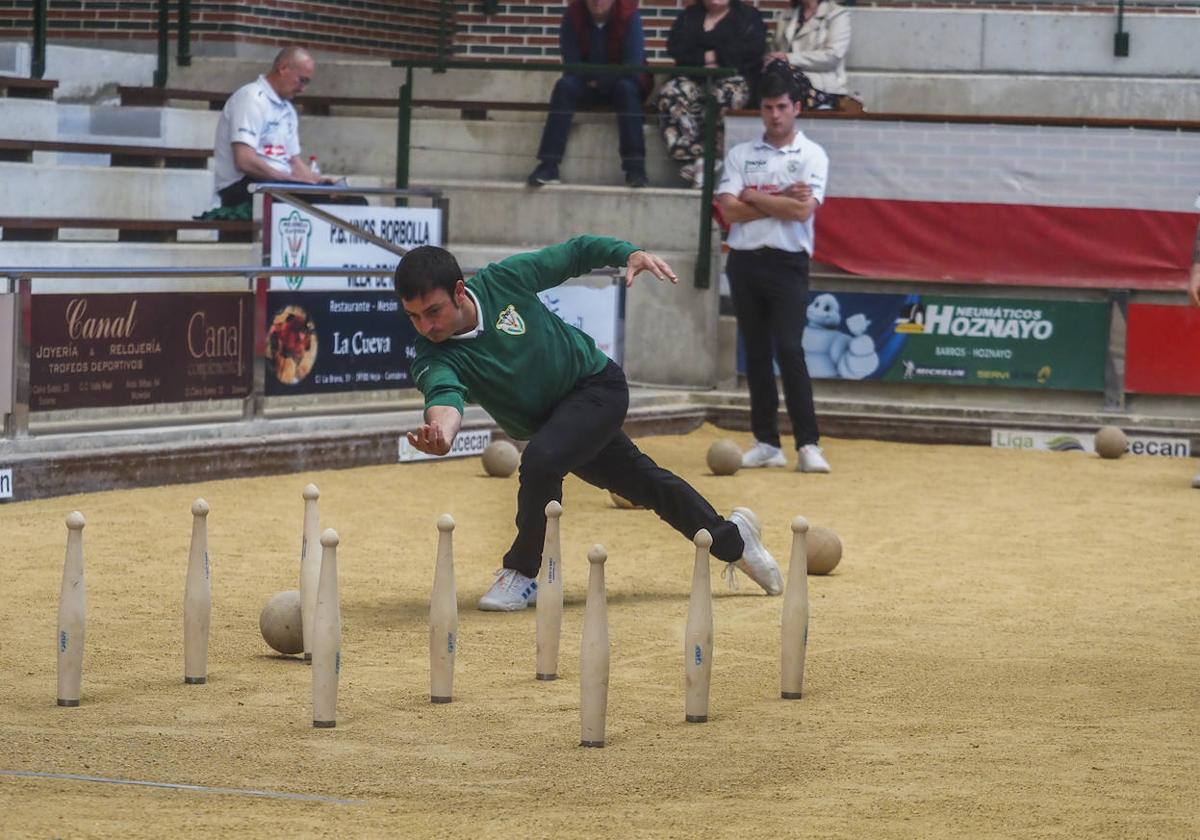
[0, 769, 365, 805]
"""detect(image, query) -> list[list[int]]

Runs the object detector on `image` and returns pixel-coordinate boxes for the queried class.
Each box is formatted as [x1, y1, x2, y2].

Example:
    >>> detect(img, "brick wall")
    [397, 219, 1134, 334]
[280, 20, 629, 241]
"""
[453, 0, 1200, 62]
[1, 0, 1197, 61]
[0, 0, 448, 58]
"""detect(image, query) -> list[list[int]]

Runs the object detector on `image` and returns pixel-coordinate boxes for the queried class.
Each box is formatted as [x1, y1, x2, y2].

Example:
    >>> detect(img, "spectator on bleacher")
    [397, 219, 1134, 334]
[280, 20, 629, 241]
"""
[715, 68, 832, 474]
[764, 0, 852, 112]
[213, 45, 333, 209]
[656, 0, 766, 189]
[527, 0, 651, 189]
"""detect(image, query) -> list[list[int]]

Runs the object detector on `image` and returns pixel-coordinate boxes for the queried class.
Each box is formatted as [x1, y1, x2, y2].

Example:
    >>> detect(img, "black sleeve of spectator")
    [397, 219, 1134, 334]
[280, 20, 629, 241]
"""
[721, 7, 767, 80]
[667, 9, 705, 68]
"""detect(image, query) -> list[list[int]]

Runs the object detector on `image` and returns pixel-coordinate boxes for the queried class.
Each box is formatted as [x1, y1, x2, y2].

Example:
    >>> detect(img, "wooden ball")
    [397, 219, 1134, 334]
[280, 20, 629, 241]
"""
[610, 491, 644, 509]
[807, 526, 842, 575]
[481, 440, 520, 477]
[706, 439, 742, 476]
[259, 590, 303, 655]
[1094, 426, 1127, 459]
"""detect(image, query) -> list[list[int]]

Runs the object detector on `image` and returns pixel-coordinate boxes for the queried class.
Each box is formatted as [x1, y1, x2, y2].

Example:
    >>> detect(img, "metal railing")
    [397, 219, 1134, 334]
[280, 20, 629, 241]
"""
[1, 185, 446, 439]
[392, 59, 734, 290]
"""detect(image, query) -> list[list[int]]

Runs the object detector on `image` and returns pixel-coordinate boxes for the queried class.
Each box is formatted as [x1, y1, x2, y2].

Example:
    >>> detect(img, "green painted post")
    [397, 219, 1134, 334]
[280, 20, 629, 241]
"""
[396, 67, 413, 207]
[694, 86, 719, 290]
[31, 0, 47, 80]
[153, 0, 169, 88]
[177, 0, 192, 67]
[437, 0, 452, 64]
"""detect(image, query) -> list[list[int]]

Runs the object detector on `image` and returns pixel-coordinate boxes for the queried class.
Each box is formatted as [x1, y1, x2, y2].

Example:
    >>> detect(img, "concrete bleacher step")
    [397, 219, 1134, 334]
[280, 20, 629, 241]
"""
[0, 162, 214, 219]
[413, 179, 707, 253]
[171, 60, 555, 106]
[406, 115, 685, 188]
[0, 241, 254, 269]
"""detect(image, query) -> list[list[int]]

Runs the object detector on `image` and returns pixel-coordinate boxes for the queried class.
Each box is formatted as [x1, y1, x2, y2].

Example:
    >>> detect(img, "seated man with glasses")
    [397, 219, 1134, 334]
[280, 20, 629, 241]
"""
[212, 45, 341, 209]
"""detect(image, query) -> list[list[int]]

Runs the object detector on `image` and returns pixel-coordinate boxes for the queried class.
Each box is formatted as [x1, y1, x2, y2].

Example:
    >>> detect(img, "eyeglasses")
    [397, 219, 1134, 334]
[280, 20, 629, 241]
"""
[298, 76, 312, 86]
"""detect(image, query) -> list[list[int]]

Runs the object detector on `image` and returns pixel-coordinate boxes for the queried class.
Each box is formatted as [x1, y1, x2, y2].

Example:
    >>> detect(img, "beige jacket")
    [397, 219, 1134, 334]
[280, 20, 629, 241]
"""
[773, 1, 851, 96]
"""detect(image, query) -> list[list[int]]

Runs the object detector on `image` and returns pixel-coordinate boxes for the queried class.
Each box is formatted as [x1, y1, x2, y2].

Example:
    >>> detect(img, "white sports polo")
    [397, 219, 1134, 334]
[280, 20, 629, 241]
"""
[213, 75, 300, 191]
[717, 131, 829, 254]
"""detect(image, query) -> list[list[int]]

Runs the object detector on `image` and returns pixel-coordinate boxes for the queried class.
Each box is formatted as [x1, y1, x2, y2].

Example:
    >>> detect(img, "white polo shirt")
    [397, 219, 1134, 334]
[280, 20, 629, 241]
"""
[213, 75, 301, 191]
[717, 131, 829, 254]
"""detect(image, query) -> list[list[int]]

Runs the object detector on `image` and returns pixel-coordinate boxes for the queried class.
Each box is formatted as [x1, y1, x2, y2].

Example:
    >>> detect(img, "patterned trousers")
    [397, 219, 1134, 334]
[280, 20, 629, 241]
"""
[655, 75, 750, 164]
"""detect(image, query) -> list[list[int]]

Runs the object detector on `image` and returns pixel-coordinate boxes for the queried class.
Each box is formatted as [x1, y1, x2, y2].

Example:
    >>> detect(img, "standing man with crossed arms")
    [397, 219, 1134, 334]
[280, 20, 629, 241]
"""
[716, 69, 831, 474]
[395, 236, 782, 610]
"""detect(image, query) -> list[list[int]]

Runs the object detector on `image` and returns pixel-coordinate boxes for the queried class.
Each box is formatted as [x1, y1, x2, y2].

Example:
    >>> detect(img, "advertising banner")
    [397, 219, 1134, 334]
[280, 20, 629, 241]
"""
[268, 203, 442, 291]
[537, 282, 621, 361]
[264, 290, 418, 395]
[0, 468, 11, 501]
[398, 428, 493, 462]
[30, 293, 253, 411]
[991, 429, 1191, 458]
[739, 290, 1109, 391]
[1125, 303, 1200, 396]
[0, 294, 12, 415]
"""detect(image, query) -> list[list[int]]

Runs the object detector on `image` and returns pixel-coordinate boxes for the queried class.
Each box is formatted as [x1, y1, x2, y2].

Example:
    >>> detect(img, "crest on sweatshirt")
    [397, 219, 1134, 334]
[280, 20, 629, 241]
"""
[496, 304, 526, 336]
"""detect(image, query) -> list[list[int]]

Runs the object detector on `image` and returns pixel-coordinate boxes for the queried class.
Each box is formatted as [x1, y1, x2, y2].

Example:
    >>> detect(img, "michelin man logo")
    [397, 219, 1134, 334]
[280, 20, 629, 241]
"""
[802, 293, 881, 380]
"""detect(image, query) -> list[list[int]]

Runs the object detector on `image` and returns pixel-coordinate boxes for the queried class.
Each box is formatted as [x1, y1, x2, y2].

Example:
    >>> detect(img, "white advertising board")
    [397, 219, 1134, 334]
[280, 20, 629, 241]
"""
[399, 428, 492, 462]
[991, 428, 1191, 458]
[268, 204, 442, 291]
[538, 282, 622, 362]
[0, 468, 12, 500]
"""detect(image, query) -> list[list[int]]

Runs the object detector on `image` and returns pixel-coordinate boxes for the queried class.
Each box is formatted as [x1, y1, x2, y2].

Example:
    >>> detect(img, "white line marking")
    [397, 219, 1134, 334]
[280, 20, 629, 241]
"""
[0, 770, 364, 805]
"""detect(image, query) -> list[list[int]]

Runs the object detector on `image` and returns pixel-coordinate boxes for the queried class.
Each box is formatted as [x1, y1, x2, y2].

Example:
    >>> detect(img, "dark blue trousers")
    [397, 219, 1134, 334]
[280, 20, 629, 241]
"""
[536, 75, 646, 175]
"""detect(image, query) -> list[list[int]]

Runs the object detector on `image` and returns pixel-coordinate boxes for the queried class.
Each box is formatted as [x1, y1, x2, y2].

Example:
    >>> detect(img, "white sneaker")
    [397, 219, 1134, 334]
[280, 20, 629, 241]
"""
[797, 444, 831, 474]
[478, 568, 538, 611]
[742, 441, 787, 469]
[1192, 470, 1200, 489]
[728, 508, 783, 596]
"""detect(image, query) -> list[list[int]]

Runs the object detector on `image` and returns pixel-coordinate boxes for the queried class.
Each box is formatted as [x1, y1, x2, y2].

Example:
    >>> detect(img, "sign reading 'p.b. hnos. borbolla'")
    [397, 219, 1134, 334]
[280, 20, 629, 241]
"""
[30, 293, 254, 410]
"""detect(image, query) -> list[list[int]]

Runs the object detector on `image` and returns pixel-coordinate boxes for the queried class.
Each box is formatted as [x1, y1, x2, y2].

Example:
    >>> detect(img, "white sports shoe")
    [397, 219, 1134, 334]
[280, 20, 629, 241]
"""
[797, 444, 831, 474]
[1192, 470, 1200, 489]
[478, 568, 538, 611]
[728, 508, 783, 596]
[742, 441, 787, 469]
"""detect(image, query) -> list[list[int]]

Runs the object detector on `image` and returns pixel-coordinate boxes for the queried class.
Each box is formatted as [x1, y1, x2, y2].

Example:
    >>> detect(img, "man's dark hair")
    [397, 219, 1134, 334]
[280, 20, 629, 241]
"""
[393, 246, 463, 300]
[759, 66, 797, 103]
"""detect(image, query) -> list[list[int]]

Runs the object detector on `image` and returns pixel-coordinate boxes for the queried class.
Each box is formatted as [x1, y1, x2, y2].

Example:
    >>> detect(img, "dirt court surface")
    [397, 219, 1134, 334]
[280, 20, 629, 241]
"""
[1, 424, 1197, 838]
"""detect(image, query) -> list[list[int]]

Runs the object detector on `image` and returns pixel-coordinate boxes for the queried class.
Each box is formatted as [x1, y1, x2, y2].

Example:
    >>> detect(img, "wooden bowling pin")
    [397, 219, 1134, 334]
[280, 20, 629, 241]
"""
[56, 511, 86, 707]
[535, 500, 564, 681]
[781, 516, 810, 700]
[579, 545, 610, 747]
[429, 514, 457, 704]
[684, 529, 714, 723]
[183, 499, 211, 685]
[312, 528, 342, 728]
[299, 483, 321, 662]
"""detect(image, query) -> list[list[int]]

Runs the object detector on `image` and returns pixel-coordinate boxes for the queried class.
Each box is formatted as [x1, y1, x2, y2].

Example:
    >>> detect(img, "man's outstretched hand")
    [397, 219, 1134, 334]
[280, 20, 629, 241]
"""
[406, 422, 452, 456]
[625, 250, 679, 288]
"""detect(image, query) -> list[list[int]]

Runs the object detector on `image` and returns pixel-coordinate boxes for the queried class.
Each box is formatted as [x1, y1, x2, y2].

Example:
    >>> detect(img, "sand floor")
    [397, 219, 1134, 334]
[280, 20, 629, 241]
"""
[1, 424, 1197, 838]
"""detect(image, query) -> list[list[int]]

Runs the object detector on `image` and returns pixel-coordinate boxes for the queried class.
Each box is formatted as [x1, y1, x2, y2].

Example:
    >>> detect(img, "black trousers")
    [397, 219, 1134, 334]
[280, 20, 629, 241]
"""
[217, 176, 369, 207]
[503, 360, 742, 576]
[726, 247, 820, 451]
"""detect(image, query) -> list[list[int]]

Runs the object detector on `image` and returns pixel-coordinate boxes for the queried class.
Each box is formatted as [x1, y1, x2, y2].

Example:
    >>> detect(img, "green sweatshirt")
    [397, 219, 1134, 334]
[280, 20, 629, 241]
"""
[410, 235, 639, 440]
